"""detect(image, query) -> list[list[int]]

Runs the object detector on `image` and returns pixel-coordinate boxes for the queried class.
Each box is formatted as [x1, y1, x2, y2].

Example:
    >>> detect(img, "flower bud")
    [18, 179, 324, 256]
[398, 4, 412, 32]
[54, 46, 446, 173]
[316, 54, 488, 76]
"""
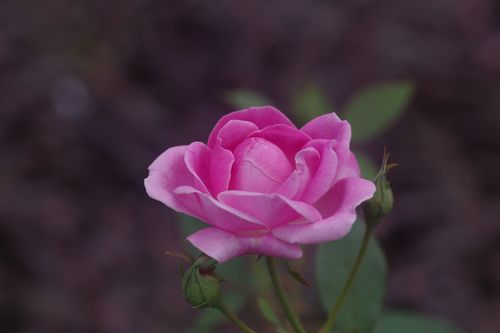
[363, 150, 396, 227]
[181, 261, 222, 308]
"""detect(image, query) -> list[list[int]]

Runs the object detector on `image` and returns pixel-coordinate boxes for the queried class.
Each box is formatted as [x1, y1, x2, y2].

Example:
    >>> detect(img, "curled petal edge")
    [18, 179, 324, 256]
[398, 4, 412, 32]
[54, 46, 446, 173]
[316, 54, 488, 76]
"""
[145, 145, 193, 213]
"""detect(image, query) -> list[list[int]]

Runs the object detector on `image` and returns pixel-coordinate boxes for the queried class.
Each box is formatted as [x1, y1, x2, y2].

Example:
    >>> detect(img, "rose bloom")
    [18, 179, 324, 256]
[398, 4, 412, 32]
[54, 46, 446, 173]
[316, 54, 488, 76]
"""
[145, 107, 375, 262]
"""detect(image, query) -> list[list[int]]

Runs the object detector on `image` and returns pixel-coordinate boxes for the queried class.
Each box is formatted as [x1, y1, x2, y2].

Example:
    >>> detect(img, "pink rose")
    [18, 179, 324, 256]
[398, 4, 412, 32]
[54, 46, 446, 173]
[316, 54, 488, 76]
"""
[145, 106, 375, 262]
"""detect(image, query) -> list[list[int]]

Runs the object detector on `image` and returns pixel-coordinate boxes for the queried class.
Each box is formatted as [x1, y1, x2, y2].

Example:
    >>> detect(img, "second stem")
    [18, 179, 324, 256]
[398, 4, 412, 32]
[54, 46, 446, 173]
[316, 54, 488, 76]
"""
[318, 224, 374, 333]
[266, 256, 307, 333]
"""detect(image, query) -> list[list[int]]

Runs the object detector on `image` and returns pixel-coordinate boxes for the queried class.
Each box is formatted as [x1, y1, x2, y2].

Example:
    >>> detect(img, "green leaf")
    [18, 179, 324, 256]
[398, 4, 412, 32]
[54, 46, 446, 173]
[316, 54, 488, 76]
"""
[343, 81, 414, 142]
[257, 298, 281, 326]
[373, 311, 466, 333]
[354, 150, 378, 180]
[292, 83, 332, 125]
[315, 221, 387, 333]
[225, 90, 271, 109]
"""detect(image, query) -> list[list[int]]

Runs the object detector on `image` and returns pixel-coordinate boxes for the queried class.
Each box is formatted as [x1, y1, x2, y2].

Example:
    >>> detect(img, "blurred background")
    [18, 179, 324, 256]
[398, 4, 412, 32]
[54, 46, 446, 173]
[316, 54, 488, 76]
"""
[1, 0, 500, 332]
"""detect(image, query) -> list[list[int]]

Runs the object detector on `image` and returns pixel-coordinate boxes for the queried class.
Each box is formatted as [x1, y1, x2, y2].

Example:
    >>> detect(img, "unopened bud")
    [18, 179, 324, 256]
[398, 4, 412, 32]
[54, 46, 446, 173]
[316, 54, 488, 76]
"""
[181, 257, 222, 308]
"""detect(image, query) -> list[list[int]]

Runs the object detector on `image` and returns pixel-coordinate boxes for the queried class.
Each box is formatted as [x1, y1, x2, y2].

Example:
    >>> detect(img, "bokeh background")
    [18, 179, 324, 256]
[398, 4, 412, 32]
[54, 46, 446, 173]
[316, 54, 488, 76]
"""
[1, 1, 500, 332]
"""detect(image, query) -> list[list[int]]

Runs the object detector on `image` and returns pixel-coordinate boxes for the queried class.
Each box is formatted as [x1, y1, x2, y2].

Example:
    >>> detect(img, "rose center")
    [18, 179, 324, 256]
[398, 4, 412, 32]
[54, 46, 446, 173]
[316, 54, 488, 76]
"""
[230, 137, 293, 193]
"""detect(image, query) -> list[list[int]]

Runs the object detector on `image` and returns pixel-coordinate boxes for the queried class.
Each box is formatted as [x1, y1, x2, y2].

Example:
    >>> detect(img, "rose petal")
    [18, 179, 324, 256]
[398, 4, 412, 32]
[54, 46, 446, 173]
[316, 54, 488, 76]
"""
[144, 146, 193, 212]
[218, 190, 321, 228]
[230, 137, 293, 193]
[272, 177, 375, 244]
[184, 142, 212, 194]
[184, 142, 235, 196]
[187, 227, 303, 263]
[215, 120, 259, 150]
[277, 147, 320, 199]
[300, 139, 339, 204]
[301, 113, 351, 144]
[314, 177, 375, 217]
[250, 124, 311, 163]
[302, 114, 358, 181]
[209, 145, 235, 195]
[208, 106, 294, 149]
[333, 144, 361, 180]
[173, 186, 267, 233]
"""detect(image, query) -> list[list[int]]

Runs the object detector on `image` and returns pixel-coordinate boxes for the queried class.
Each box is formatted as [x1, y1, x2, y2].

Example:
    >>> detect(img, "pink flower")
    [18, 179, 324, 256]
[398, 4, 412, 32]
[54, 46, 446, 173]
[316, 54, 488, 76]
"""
[145, 106, 375, 262]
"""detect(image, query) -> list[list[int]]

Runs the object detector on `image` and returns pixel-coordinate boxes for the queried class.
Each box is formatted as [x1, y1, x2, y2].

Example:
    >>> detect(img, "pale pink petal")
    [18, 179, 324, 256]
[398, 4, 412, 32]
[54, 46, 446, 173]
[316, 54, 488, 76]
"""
[215, 120, 259, 150]
[301, 113, 351, 144]
[218, 191, 321, 228]
[173, 186, 267, 233]
[300, 139, 339, 204]
[277, 147, 320, 199]
[250, 124, 311, 163]
[144, 146, 193, 212]
[272, 177, 375, 244]
[209, 145, 234, 195]
[208, 106, 294, 148]
[230, 137, 293, 193]
[187, 227, 303, 263]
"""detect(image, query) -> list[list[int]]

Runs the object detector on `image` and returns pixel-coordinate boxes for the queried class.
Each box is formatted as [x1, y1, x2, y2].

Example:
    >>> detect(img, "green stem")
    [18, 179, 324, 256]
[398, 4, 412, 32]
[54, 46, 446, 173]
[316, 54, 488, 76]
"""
[266, 256, 307, 333]
[318, 225, 374, 333]
[216, 302, 257, 333]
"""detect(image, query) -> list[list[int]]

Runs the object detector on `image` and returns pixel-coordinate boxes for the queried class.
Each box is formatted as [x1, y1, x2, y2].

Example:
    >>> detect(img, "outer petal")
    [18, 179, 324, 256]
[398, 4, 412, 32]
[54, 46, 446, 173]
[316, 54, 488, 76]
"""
[144, 146, 193, 213]
[187, 227, 303, 263]
[173, 186, 267, 234]
[301, 113, 351, 144]
[218, 190, 321, 228]
[250, 124, 311, 163]
[208, 106, 295, 148]
[272, 177, 375, 244]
